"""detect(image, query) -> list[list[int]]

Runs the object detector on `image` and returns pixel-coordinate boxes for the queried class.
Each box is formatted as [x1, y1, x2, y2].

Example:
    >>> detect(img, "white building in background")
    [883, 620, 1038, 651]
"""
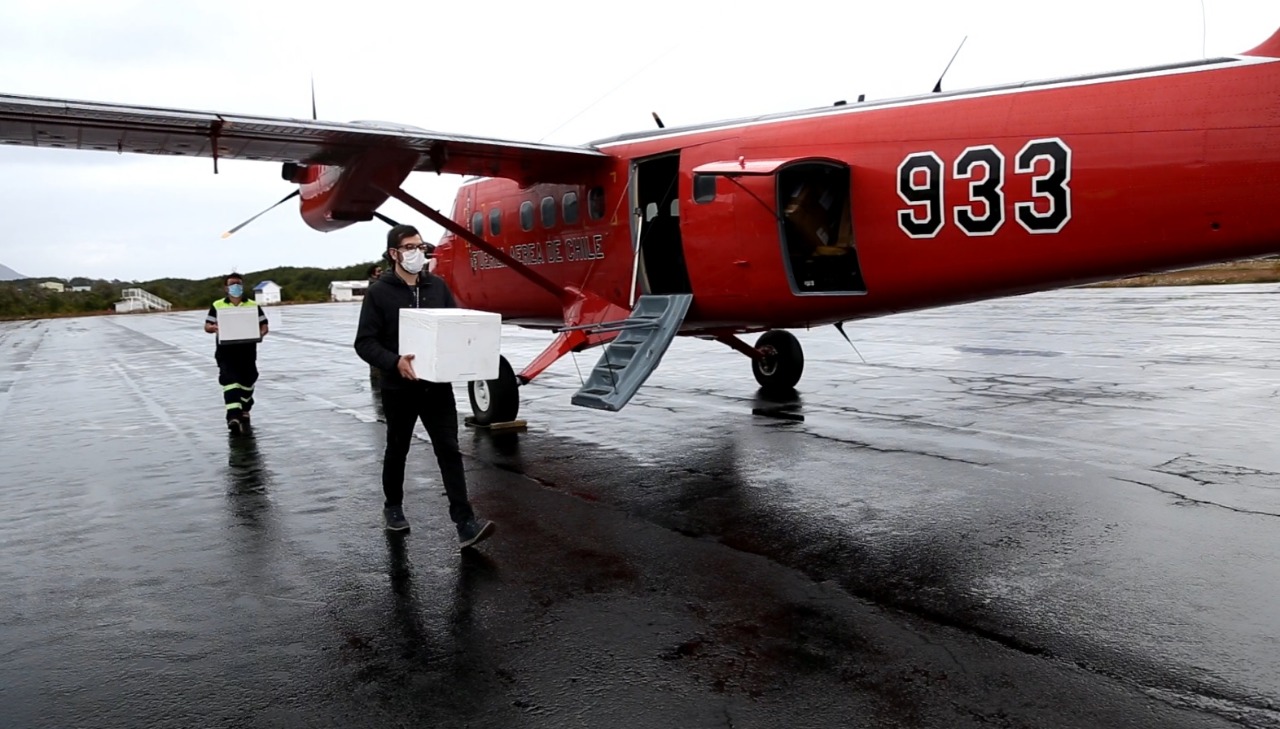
[254, 280, 282, 305]
[38, 281, 65, 292]
[330, 280, 369, 302]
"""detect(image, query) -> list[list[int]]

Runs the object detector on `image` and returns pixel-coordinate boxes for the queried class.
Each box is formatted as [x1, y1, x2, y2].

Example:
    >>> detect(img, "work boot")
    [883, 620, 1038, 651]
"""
[457, 518, 495, 549]
[383, 506, 410, 532]
[227, 418, 243, 435]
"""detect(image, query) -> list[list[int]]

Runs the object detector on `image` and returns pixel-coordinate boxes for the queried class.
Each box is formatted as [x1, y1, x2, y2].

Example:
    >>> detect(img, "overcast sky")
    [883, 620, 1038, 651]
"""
[1, 0, 1278, 281]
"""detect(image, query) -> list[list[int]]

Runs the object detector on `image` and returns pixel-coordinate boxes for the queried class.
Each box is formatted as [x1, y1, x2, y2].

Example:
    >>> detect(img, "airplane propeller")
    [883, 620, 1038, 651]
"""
[220, 189, 300, 239]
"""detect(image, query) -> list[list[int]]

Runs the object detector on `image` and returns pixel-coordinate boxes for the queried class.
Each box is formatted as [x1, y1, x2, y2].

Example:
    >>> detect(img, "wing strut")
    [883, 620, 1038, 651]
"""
[377, 184, 638, 385]
[379, 185, 567, 303]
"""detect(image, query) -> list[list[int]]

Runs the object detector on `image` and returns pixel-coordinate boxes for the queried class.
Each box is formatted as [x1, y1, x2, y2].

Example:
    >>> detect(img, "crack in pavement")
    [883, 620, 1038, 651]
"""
[1115, 477, 1280, 518]
[1154, 455, 1280, 491]
[801, 430, 991, 467]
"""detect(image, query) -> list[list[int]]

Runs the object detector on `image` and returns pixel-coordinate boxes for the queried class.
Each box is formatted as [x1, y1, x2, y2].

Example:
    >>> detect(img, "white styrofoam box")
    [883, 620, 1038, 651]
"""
[399, 308, 501, 382]
[216, 306, 261, 343]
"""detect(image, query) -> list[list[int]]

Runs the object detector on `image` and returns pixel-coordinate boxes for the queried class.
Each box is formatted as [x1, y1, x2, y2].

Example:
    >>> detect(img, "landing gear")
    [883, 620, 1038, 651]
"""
[468, 355, 520, 425]
[752, 330, 804, 391]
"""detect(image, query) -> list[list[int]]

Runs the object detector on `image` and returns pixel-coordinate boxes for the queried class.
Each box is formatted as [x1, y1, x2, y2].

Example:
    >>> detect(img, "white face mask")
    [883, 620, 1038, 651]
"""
[399, 249, 425, 274]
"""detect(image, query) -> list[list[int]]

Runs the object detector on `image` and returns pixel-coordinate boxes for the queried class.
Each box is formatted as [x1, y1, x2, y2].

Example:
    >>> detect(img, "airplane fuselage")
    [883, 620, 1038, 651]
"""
[433, 45, 1280, 336]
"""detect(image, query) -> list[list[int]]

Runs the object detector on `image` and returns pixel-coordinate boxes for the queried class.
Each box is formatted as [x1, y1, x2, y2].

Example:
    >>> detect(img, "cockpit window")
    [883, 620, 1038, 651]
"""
[694, 174, 717, 203]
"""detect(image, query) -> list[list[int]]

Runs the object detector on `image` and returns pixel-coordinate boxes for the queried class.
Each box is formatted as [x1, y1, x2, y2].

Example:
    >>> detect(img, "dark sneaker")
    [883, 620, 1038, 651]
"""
[457, 518, 495, 549]
[227, 418, 243, 435]
[383, 506, 410, 532]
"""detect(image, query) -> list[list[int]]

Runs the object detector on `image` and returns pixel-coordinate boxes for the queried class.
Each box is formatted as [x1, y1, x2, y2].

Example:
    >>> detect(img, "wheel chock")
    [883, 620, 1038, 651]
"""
[464, 417, 528, 431]
[751, 406, 804, 422]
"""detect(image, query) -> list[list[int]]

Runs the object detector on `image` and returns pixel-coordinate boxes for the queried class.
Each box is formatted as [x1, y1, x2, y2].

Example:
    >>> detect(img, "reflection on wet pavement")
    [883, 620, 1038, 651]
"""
[2, 285, 1279, 727]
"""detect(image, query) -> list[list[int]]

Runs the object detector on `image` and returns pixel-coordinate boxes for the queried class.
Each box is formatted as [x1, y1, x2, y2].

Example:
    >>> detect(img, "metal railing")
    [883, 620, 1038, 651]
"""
[115, 288, 172, 312]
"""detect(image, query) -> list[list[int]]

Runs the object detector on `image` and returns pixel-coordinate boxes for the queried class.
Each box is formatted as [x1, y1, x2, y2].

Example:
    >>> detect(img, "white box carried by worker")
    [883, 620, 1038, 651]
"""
[399, 308, 501, 382]
[216, 306, 262, 344]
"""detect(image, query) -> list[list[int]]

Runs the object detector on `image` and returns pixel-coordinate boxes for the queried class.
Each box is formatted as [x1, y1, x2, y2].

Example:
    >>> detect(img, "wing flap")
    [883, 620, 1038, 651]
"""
[0, 92, 610, 183]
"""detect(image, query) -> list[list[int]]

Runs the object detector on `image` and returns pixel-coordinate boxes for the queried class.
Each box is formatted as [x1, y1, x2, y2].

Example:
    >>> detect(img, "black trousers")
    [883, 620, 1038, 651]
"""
[217, 354, 259, 422]
[381, 383, 473, 525]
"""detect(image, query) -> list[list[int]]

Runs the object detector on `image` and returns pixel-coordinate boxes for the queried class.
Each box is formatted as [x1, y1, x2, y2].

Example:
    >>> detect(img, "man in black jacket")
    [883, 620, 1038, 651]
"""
[353, 224, 495, 549]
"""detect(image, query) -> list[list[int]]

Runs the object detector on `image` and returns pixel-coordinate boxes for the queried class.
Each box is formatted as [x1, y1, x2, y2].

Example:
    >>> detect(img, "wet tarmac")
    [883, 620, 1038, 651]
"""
[2, 284, 1279, 728]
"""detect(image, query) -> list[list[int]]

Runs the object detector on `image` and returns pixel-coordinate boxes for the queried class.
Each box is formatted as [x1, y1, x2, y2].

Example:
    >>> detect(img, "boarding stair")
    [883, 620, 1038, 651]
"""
[570, 294, 693, 412]
[114, 288, 173, 313]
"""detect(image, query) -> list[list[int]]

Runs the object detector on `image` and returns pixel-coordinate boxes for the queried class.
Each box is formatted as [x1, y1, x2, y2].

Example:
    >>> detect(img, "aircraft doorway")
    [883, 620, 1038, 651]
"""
[633, 154, 692, 296]
[777, 161, 866, 294]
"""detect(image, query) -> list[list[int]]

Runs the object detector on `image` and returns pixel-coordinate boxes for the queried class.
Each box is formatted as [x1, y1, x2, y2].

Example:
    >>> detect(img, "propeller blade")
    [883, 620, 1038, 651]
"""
[221, 189, 300, 239]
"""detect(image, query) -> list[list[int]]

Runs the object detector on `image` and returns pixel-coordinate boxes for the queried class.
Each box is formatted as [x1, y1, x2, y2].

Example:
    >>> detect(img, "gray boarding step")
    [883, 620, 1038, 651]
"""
[570, 294, 694, 412]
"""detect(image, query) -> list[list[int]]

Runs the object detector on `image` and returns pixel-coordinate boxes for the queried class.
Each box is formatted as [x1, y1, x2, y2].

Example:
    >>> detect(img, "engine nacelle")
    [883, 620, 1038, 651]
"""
[295, 149, 420, 232]
[281, 162, 309, 184]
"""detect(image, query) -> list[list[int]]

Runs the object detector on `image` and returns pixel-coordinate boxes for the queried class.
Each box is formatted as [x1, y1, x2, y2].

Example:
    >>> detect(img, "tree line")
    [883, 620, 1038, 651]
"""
[0, 261, 380, 319]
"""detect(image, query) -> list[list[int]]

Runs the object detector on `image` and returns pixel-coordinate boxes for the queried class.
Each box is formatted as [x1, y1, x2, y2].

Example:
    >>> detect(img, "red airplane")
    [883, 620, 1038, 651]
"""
[3, 26, 1280, 425]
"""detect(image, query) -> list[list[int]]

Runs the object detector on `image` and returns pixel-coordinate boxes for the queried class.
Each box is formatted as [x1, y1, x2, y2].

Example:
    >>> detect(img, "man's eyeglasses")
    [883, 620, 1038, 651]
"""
[397, 244, 435, 254]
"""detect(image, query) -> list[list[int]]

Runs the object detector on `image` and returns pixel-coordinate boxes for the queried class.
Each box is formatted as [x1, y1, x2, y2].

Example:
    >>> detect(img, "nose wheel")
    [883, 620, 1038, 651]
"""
[751, 330, 804, 391]
[468, 355, 520, 425]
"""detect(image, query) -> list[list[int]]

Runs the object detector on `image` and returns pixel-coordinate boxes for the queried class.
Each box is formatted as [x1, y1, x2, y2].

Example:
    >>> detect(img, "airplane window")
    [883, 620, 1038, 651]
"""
[520, 201, 534, 231]
[693, 174, 716, 203]
[489, 208, 502, 236]
[670, 199, 679, 217]
[470, 212, 483, 236]
[588, 186, 605, 219]
[645, 202, 658, 221]
[563, 192, 580, 225]
[541, 196, 556, 228]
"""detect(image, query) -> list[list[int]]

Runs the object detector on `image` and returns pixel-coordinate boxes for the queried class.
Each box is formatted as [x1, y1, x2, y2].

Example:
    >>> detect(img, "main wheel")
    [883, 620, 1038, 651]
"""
[468, 355, 520, 425]
[752, 330, 804, 391]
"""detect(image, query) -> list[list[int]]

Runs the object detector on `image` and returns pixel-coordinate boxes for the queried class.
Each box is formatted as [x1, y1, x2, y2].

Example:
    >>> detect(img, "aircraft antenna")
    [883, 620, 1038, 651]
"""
[833, 321, 867, 364]
[310, 74, 318, 120]
[1200, 0, 1207, 58]
[537, 45, 676, 142]
[932, 36, 968, 93]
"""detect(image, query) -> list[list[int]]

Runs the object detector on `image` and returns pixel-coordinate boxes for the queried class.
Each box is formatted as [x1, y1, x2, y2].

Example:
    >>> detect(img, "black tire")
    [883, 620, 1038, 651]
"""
[752, 330, 804, 391]
[468, 355, 520, 425]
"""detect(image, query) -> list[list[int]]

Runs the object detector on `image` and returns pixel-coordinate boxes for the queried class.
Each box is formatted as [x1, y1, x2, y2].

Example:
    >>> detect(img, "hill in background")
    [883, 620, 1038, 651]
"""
[0, 260, 380, 319]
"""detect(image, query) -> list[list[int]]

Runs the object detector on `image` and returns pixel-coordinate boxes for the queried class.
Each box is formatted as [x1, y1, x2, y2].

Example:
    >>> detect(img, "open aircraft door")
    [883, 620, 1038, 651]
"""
[691, 157, 866, 296]
[630, 152, 691, 302]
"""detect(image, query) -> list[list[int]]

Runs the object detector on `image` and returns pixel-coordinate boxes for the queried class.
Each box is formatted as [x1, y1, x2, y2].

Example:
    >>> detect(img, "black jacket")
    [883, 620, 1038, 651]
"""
[354, 270, 458, 389]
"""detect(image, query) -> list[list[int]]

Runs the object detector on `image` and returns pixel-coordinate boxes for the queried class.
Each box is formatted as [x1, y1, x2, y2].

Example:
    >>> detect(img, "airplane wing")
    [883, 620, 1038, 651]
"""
[0, 92, 610, 185]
